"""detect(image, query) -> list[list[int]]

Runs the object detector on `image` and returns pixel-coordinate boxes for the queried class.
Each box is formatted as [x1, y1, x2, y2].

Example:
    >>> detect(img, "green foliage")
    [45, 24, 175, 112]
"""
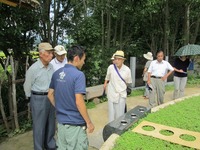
[129, 89, 144, 97]
[113, 96, 200, 149]
[159, 129, 174, 136]
[0, 119, 32, 142]
[69, 17, 101, 47]
[142, 125, 155, 131]
[7, 119, 32, 138]
[165, 84, 174, 91]
[0, 5, 39, 57]
[179, 134, 196, 141]
[100, 96, 108, 103]
[83, 46, 114, 86]
[0, 51, 6, 59]
[86, 101, 96, 109]
[187, 74, 200, 86]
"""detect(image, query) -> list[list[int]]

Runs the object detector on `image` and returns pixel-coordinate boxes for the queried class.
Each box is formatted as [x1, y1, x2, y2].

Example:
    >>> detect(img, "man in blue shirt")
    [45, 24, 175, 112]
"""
[48, 46, 94, 150]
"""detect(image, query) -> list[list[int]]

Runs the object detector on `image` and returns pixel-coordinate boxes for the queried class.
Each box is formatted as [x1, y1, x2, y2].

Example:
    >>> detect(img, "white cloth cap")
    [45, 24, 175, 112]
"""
[54, 45, 67, 55]
[143, 52, 153, 60]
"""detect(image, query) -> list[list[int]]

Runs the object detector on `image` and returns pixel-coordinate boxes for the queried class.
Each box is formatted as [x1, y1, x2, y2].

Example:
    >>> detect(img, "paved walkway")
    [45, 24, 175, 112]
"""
[0, 87, 199, 150]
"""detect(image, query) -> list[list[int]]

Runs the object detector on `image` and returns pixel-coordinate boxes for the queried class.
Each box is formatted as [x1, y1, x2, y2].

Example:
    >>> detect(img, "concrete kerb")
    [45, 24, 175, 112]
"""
[99, 134, 119, 150]
[100, 93, 200, 150]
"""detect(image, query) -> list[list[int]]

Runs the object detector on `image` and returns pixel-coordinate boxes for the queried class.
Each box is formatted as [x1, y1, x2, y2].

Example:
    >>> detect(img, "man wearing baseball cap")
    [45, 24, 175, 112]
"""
[50, 45, 67, 71]
[24, 42, 56, 150]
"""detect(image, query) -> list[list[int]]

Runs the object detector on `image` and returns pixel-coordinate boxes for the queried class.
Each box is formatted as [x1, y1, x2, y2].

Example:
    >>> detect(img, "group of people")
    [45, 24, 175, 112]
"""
[23, 41, 190, 150]
[142, 50, 190, 107]
[24, 42, 94, 150]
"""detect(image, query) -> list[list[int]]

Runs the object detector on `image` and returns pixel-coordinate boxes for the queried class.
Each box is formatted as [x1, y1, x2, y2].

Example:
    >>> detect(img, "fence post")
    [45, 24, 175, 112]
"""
[130, 57, 136, 88]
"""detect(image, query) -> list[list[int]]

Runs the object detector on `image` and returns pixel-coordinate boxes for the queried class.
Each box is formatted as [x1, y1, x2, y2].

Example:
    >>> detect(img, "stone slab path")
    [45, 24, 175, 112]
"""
[0, 87, 199, 150]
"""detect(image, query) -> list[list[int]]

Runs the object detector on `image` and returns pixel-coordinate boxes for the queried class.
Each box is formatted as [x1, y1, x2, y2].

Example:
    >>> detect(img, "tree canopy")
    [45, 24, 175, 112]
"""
[1, 0, 200, 85]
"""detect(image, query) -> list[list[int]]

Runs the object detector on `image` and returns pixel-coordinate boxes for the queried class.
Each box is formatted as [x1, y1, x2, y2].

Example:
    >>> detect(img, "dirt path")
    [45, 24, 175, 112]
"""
[0, 87, 199, 150]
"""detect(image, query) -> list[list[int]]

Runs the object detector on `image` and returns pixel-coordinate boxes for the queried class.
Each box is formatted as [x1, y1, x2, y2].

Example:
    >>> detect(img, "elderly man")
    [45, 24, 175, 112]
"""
[50, 45, 67, 71]
[24, 42, 56, 150]
[104, 50, 132, 122]
[147, 50, 174, 107]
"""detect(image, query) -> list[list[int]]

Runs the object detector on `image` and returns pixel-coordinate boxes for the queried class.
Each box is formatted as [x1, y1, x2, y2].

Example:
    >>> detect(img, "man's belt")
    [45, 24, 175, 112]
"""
[62, 123, 87, 130]
[151, 76, 162, 79]
[32, 91, 48, 95]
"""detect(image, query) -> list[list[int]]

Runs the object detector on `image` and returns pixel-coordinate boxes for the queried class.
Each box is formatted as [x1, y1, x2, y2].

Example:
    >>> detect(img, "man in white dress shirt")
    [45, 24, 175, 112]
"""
[50, 45, 67, 71]
[147, 50, 174, 107]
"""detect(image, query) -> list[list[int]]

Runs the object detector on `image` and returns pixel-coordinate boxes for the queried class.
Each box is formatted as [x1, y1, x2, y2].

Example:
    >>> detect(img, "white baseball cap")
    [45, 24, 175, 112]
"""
[54, 45, 67, 55]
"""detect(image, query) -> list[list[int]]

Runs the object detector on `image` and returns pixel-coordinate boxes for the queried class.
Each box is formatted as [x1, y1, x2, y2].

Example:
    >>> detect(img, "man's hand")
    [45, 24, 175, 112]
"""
[26, 97, 30, 103]
[87, 122, 95, 133]
[179, 69, 184, 73]
[161, 76, 167, 81]
[147, 80, 151, 85]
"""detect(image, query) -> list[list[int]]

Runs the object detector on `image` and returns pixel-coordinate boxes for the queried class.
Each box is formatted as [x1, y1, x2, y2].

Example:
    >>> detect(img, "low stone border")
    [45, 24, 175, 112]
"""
[99, 134, 119, 150]
[99, 93, 200, 150]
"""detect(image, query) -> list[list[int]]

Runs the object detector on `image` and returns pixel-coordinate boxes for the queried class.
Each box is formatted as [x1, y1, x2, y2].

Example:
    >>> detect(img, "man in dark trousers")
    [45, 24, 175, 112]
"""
[48, 46, 94, 150]
[24, 42, 56, 150]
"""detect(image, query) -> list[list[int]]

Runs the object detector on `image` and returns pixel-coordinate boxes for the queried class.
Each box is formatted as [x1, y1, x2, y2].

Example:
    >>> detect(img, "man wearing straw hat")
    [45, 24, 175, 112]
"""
[104, 50, 132, 122]
[142, 52, 153, 99]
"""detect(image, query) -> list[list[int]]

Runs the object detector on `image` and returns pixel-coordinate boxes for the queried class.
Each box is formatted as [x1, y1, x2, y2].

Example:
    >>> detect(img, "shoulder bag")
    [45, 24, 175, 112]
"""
[113, 64, 132, 95]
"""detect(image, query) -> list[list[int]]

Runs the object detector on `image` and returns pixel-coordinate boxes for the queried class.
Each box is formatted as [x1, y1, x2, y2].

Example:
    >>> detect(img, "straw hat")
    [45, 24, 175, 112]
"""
[114, 50, 126, 59]
[143, 52, 153, 60]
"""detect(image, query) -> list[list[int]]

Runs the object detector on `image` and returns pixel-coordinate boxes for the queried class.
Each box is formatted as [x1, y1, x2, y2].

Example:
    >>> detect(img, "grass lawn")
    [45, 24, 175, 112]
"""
[113, 96, 200, 150]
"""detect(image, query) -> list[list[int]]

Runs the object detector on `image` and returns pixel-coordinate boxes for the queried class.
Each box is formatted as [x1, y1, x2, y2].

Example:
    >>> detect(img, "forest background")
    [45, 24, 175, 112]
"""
[1, 0, 200, 138]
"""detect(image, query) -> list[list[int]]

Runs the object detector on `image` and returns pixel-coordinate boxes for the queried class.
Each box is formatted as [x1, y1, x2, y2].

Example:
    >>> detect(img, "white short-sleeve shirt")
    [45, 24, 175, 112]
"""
[50, 57, 67, 72]
[148, 60, 174, 77]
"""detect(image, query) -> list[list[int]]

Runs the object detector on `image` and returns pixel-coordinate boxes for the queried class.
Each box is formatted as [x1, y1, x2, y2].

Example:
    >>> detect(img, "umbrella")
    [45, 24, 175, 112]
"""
[174, 44, 200, 56]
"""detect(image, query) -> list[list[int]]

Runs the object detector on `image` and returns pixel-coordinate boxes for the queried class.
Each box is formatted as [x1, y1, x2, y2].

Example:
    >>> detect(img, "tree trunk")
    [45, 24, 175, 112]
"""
[52, 0, 61, 46]
[106, 0, 111, 49]
[8, 78, 14, 129]
[190, 17, 200, 44]
[163, 0, 169, 56]
[0, 57, 10, 133]
[170, 20, 179, 55]
[40, 0, 51, 42]
[183, 4, 190, 45]
[10, 56, 19, 130]
[101, 0, 105, 51]
[113, 19, 118, 46]
[83, 0, 87, 17]
[0, 85, 10, 133]
[119, 11, 125, 49]
[25, 56, 31, 120]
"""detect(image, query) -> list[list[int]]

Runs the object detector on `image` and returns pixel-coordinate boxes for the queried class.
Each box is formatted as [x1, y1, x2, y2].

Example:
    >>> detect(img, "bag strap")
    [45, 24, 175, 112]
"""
[113, 64, 126, 84]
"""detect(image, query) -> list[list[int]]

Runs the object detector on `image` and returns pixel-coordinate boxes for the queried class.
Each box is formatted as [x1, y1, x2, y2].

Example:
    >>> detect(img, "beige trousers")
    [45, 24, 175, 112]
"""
[149, 78, 165, 107]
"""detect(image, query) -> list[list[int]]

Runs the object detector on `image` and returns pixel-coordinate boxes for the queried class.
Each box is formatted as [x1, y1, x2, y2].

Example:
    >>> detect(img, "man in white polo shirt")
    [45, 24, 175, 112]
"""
[147, 50, 174, 107]
[50, 45, 67, 71]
